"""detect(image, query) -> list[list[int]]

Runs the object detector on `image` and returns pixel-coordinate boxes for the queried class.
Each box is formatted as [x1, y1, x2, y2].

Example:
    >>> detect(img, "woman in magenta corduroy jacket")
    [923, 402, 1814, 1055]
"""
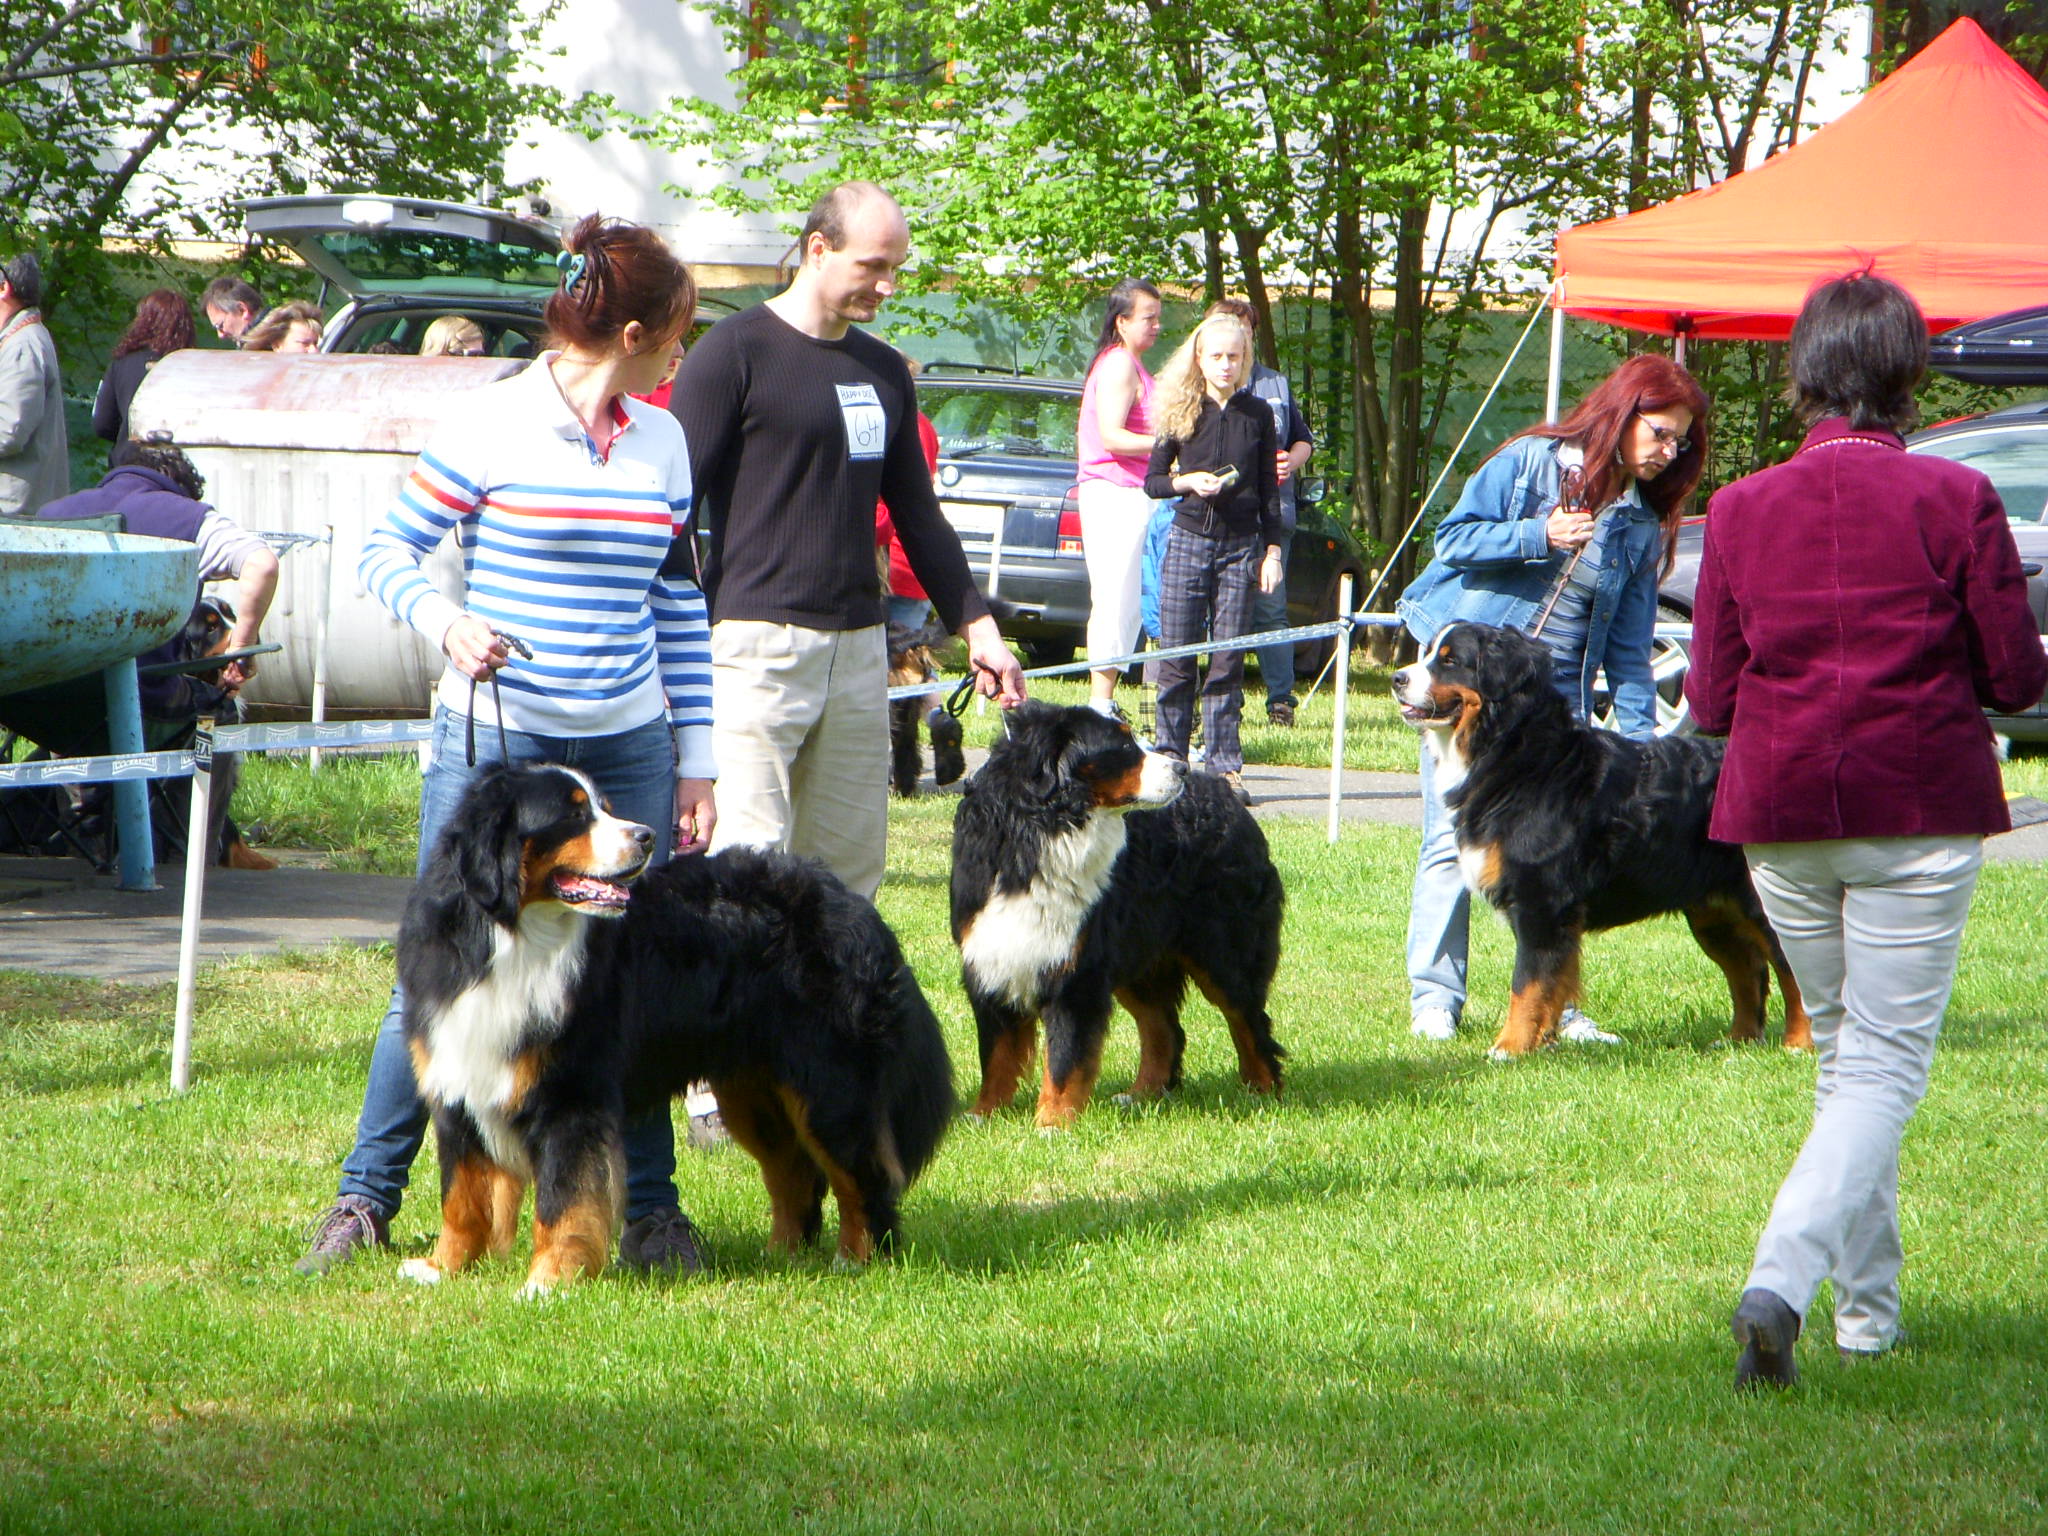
[1686, 273, 2046, 1392]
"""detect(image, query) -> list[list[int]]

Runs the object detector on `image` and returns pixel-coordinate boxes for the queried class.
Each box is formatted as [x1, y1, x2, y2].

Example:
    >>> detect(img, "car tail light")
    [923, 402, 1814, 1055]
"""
[1058, 492, 1083, 555]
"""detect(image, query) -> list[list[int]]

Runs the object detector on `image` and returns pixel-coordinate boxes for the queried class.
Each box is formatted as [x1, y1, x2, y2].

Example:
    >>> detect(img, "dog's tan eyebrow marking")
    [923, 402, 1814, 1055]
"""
[569, 787, 587, 806]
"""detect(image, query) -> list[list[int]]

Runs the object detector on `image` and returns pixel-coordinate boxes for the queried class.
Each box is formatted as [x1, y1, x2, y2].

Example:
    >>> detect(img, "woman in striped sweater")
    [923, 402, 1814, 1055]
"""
[298, 215, 717, 1280]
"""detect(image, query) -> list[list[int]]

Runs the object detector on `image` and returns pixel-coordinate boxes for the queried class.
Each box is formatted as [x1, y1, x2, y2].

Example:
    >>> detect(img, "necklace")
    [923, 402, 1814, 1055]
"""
[1801, 433, 1897, 453]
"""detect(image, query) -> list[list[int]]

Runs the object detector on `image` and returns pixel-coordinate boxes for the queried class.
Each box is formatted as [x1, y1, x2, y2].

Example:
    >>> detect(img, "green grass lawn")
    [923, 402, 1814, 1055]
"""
[3, 713, 2046, 1531]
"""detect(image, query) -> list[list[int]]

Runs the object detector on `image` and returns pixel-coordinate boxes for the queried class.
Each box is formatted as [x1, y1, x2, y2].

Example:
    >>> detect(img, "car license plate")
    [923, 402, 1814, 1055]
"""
[941, 500, 1002, 541]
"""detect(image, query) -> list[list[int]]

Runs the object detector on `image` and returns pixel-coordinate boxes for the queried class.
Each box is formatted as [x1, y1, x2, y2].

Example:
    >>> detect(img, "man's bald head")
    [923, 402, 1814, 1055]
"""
[799, 182, 905, 254]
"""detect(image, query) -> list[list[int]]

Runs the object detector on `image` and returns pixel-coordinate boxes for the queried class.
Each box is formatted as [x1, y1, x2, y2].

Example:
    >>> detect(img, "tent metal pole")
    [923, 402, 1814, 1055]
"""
[1544, 290, 1565, 423]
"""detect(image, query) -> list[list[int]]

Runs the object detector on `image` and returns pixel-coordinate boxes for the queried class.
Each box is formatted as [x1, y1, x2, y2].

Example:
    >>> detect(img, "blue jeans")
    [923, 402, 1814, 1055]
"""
[1406, 738, 1471, 1016]
[336, 708, 682, 1222]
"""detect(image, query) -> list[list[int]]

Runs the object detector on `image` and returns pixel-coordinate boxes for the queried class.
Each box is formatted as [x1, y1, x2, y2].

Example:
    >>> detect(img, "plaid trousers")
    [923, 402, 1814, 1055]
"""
[1155, 522, 1260, 774]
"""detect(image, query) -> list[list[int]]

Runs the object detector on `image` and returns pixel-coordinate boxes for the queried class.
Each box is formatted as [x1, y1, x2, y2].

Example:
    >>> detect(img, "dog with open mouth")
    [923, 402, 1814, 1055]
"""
[395, 762, 954, 1293]
[1392, 621, 1810, 1059]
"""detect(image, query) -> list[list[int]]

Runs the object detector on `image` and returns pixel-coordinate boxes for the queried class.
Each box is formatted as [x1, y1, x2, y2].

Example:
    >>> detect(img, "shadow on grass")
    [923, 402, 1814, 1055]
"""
[5, 1296, 2043, 1536]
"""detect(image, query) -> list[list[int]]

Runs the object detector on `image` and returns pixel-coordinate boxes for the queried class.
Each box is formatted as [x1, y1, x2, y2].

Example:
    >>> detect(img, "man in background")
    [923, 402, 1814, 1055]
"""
[200, 277, 266, 345]
[0, 252, 70, 516]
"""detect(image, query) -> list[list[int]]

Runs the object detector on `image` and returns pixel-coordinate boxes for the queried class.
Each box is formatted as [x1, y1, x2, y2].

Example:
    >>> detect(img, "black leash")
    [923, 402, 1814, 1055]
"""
[944, 659, 1003, 720]
[466, 628, 534, 767]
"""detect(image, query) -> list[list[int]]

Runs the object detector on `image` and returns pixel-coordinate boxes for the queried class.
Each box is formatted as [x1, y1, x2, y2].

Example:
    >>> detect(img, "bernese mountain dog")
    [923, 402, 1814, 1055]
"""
[950, 701, 1286, 1128]
[1391, 621, 1811, 1059]
[394, 763, 954, 1294]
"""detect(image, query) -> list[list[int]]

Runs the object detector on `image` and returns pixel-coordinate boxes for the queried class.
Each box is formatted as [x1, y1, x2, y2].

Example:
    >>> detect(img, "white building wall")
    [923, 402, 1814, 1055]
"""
[505, 0, 792, 274]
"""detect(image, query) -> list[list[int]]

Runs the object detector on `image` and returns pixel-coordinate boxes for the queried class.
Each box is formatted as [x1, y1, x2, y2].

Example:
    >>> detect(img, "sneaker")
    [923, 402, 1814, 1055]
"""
[928, 709, 967, 786]
[295, 1194, 391, 1276]
[683, 1084, 729, 1149]
[1221, 769, 1252, 806]
[1839, 1328, 1909, 1363]
[1732, 1288, 1802, 1391]
[618, 1206, 709, 1276]
[1267, 697, 1297, 728]
[1087, 698, 1129, 723]
[1556, 1006, 1621, 1045]
[1410, 1005, 1460, 1041]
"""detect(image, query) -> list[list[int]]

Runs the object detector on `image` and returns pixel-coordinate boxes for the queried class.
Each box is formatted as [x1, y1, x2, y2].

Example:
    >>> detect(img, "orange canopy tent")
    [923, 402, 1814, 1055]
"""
[1552, 18, 2048, 342]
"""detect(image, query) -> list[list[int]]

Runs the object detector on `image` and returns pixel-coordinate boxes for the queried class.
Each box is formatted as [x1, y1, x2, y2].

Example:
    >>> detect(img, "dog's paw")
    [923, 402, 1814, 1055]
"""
[516, 1278, 558, 1302]
[1486, 1046, 1515, 1064]
[830, 1252, 868, 1275]
[397, 1258, 443, 1286]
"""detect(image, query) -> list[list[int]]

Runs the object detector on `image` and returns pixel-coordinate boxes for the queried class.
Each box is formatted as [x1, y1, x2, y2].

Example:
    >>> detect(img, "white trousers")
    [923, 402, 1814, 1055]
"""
[708, 620, 888, 901]
[1078, 480, 1153, 674]
[1742, 835, 1983, 1353]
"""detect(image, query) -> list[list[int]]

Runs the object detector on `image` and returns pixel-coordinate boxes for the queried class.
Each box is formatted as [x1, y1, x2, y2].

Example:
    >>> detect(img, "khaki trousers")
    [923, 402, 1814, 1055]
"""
[708, 620, 888, 901]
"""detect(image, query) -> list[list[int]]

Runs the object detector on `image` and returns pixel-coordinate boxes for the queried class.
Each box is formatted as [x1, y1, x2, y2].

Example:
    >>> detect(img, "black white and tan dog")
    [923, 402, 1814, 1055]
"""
[1392, 621, 1811, 1059]
[950, 700, 1286, 1127]
[395, 762, 953, 1294]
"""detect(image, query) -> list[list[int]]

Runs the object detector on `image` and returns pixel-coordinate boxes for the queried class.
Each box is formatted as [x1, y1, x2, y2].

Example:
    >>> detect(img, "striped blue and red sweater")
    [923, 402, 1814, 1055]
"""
[359, 355, 714, 778]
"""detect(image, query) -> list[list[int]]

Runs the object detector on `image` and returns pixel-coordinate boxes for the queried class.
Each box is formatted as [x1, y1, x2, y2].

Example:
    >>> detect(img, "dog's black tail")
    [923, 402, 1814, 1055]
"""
[882, 965, 955, 1190]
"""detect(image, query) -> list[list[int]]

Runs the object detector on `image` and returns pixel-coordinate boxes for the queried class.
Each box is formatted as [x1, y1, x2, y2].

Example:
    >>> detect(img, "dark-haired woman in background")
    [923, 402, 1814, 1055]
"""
[1687, 274, 2045, 1391]
[93, 288, 195, 459]
[1076, 276, 1161, 715]
[1395, 354, 1711, 1045]
[298, 215, 718, 1280]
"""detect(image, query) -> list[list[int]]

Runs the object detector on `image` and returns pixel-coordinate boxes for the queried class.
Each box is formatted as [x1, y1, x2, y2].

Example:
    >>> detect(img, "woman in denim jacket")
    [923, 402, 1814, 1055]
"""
[1395, 354, 1711, 1044]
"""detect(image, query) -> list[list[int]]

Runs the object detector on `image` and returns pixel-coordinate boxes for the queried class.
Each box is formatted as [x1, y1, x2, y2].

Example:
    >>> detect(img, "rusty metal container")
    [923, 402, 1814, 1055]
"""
[0, 523, 197, 694]
[127, 350, 521, 711]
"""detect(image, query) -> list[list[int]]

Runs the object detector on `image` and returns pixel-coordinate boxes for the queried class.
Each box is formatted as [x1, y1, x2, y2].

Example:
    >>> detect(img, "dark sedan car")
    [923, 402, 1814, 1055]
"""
[1655, 402, 2048, 739]
[919, 367, 1370, 677]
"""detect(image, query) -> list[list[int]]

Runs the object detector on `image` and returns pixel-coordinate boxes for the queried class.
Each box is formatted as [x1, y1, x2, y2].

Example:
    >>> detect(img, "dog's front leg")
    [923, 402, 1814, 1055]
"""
[1491, 918, 1581, 1061]
[1035, 981, 1113, 1129]
[524, 1118, 623, 1296]
[967, 990, 1039, 1119]
[399, 1107, 523, 1286]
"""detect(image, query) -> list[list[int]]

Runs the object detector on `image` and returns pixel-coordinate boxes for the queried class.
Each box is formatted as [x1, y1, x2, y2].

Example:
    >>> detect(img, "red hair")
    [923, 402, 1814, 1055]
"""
[112, 288, 196, 359]
[1507, 354, 1711, 573]
[544, 214, 696, 356]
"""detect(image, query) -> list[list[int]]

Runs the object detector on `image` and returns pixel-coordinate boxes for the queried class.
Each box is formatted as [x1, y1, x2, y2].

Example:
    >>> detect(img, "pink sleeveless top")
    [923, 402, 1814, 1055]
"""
[1077, 349, 1155, 489]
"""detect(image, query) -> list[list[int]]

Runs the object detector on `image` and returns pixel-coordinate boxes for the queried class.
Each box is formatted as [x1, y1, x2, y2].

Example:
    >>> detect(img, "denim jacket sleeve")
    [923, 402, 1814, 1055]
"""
[1598, 540, 1662, 740]
[1430, 440, 1555, 569]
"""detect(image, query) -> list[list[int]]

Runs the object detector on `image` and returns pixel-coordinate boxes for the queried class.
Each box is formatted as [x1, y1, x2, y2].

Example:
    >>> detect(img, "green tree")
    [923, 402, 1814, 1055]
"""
[1, 0, 565, 344]
[644, 0, 1870, 589]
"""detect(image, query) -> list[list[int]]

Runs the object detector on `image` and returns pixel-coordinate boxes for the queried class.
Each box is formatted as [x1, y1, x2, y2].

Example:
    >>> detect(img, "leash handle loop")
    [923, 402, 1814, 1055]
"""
[464, 627, 533, 768]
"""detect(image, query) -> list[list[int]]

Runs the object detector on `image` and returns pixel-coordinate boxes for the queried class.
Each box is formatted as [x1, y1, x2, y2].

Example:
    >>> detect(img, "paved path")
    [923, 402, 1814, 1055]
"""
[2, 758, 2043, 984]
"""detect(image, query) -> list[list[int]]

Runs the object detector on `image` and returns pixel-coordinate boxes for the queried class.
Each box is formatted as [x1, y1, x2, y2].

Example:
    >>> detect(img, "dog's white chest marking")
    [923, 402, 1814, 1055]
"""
[418, 907, 589, 1177]
[1457, 843, 1492, 893]
[1423, 721, 1469, 796]
[962, 816, 1127, 1007]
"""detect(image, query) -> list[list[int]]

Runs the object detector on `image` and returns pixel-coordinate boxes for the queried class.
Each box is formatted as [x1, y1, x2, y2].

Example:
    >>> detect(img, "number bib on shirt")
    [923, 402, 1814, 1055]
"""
[836, 383, 887, 461]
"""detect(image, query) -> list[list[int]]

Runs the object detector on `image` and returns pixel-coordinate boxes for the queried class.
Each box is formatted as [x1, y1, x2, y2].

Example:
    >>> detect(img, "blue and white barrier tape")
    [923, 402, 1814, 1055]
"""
[0, 717, 433, 789]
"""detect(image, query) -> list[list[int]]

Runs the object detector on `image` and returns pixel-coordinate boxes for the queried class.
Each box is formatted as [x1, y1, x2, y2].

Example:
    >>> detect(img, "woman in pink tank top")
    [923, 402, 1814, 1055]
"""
[1075, 277, 1162, 711]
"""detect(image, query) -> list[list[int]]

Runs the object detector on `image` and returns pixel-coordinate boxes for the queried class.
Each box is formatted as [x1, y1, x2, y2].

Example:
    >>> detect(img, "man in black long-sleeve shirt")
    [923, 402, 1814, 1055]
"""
[670, 181, 1025, 899]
